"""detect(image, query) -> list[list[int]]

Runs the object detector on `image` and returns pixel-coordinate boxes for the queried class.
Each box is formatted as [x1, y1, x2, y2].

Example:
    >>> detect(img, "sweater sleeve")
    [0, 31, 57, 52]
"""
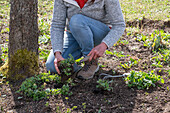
[102, 0, 125, 48]
[51, 0, 67, 54]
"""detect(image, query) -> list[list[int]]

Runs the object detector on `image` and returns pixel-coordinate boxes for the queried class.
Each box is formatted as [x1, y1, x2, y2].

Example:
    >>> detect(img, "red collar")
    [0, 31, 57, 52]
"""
[75, 0, 88, 9]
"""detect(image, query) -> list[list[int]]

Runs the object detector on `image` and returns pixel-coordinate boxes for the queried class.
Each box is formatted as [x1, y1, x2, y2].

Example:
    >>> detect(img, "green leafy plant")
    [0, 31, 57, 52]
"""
[40, 72, 61, 83]
[151, 49, 170, 68]
[45, 102, 49, 107]
[96, 79, 113, 91]
[17, 72, 74, 101]
[120, 58, 140, 69]
[105, 50, 130, 58]
[161, 49, 170, 64]
[39, 47, 50, 61]
[82, 103, 86, 112]
[136, 33, 147, 43]
[151, 61, 163, 68]
[38, 17, 51, 35]
[17, 73, 60, 101]
[105, 50, 113, 55]
[125, 70, 164, 90]
[136, 30, 169, 51]
[58, 55, 76, 82]
[115, 38, 129, 46]
[60, 84, 72, 96]
[120, 62, 132, 69]
[17, 75, 47, 101]
[1, 43, 8, 62]
[59, 55, 75, 76]
[39, 34, 50, 44]
[151, 30, 169, 51]
[72, 106, 78, 111]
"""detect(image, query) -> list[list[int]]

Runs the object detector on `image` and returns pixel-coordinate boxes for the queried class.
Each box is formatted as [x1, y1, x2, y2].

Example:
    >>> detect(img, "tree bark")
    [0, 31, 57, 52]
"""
[9, 0, 39, 56]
[8, 0, 39, 80]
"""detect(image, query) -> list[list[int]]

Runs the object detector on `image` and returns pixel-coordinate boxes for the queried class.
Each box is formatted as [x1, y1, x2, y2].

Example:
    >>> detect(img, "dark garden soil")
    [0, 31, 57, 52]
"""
[0, 20, 170, 113]
[126, 18, 170, 33]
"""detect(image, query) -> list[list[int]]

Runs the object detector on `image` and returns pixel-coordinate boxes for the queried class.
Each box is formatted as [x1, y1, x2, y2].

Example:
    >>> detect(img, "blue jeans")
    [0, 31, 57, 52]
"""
[46, 14, 110, 73]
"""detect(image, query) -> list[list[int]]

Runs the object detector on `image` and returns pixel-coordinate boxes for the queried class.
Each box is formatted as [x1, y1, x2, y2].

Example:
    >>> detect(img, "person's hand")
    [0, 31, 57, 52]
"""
[54, 52, 64, 74]
[88, 42, 108, 61]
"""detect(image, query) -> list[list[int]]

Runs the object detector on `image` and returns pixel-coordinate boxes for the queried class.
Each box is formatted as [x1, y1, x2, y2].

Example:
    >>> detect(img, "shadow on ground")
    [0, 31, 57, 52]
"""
[0, 79, 47, 113]
[0, 68, 165, 113]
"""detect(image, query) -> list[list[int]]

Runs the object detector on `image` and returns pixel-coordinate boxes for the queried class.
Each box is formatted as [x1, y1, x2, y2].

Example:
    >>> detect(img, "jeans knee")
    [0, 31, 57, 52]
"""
[45, 61, 50, 71]
[45, 61, 56, 73]
[69, 14, 86, 29]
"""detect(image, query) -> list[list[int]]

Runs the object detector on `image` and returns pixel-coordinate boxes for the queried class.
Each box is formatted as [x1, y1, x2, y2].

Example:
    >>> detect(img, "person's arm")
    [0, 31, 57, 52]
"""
[54, 51, 64, 74]
[88, 0, 125, 61]
[51, 0, 67, 74]
[88, 42, 107, 61]
[102, 0, 126, 48]
[51, 0, 67, 54]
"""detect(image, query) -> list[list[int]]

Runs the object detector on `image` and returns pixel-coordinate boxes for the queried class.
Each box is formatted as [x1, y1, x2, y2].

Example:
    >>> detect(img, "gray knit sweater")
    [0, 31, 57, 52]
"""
[51, 0, 125, 54]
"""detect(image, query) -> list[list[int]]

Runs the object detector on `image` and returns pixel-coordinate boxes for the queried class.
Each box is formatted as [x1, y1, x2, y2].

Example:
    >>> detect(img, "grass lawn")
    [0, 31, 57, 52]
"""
[120, 0, 170, 21]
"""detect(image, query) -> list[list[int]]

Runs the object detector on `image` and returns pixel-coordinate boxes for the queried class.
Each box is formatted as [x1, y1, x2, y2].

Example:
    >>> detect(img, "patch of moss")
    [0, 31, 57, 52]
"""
[7, 49, 39, 81]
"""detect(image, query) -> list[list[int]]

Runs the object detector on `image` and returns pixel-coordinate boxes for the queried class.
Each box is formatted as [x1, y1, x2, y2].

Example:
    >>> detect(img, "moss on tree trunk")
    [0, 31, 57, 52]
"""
[8, 49, 39, 80]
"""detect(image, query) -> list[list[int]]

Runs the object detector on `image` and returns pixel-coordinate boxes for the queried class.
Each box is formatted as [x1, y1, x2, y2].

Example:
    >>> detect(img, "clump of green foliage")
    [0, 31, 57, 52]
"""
[105, 50, 130, 58]
[17, 73, 60, 101]
[125, 70, 164, 90]
[96, 79, 113, 91]
[39, 46, 50, 62]
[159, 49, 170, 65]
[120, 57, 140, 69]
[60, 84, 72, 96]
[150, 30, 169, 51]
[151, 49, 170, 68]
[17, 73, 73, 101]
[135, 30, 169, 70]
[59, 55, 75, 76]
[17, 74, 48, 101]
[136, 30, 169, 52]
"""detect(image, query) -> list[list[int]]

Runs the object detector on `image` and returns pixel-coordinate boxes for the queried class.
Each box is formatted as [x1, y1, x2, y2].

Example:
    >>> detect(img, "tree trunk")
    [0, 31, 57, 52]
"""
[8, 0, 39, 81]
